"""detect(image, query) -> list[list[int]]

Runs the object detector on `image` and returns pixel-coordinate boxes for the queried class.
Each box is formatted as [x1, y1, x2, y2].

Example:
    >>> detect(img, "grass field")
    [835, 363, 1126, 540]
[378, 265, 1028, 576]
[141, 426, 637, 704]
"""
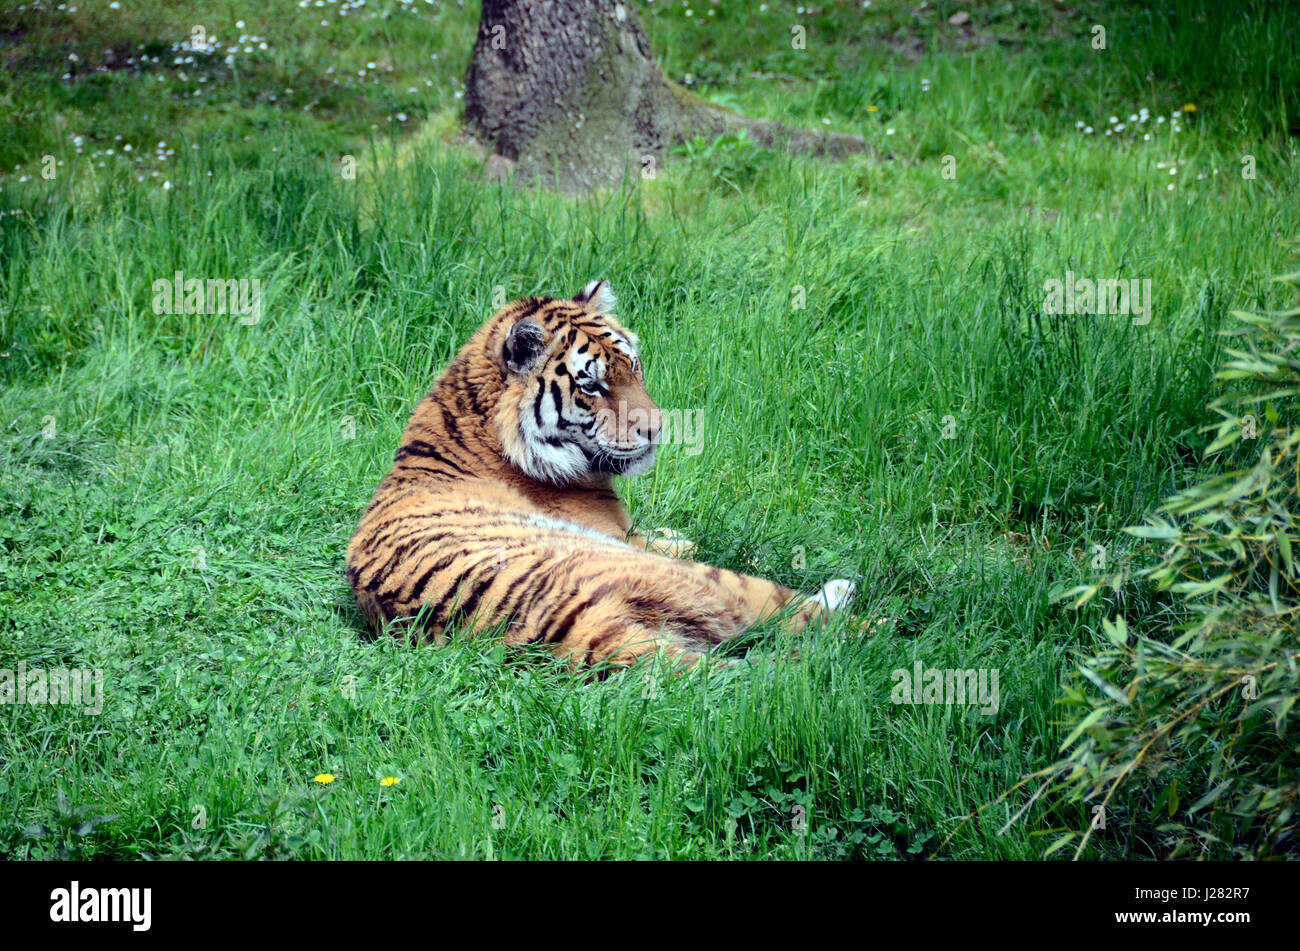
[2, 0, 1298, 859]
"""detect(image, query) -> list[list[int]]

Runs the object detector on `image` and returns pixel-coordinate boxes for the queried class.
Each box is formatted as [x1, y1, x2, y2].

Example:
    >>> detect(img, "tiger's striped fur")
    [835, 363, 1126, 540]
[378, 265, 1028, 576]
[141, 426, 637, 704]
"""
[346, 281, 856, 669]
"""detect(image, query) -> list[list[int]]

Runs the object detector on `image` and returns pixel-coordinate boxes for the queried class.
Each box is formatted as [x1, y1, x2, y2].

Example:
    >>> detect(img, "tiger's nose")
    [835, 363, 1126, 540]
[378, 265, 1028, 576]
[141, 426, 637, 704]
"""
[632, 407, 661, 445]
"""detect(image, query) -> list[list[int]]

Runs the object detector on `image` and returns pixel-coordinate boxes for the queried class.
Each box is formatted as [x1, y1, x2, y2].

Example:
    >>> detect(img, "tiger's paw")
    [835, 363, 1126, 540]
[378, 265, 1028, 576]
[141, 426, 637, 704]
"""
[641, 527, 698, 559]
[815, 578, 857, 613]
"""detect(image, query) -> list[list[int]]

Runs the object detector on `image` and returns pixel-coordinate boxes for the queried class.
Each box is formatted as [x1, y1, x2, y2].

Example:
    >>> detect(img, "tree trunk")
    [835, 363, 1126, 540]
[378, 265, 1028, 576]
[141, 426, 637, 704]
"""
[463, 0, 868, 193]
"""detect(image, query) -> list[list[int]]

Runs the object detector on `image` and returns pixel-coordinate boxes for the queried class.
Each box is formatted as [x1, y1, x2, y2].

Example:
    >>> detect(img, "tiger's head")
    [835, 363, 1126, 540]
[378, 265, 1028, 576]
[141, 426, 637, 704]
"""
[490, 280, 661, 485]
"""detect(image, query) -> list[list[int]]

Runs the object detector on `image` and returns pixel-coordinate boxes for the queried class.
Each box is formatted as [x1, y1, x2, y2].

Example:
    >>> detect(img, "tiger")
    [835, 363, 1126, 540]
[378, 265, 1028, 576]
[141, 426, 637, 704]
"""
[345, 280, 857, 670]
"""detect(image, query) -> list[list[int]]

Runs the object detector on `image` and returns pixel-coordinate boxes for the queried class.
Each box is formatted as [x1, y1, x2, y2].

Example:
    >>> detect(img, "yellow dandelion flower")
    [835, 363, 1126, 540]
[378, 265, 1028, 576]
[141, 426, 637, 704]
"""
[313, 773, 335, 785]
[866, 105, 879, 112]
[380, 776, 401, 787]
[1182, 103, 1197, 113]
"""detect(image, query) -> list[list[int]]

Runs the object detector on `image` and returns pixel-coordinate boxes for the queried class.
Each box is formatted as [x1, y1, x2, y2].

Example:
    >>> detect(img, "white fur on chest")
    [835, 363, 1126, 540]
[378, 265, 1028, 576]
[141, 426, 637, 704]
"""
[515, 511, 634, 548]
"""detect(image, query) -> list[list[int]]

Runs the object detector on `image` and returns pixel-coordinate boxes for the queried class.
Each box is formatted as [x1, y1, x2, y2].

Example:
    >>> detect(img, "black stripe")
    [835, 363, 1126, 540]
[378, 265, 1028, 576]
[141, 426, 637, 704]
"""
[538, 591, 602, 645]
[356, 528, 463, 580]
[628, 596, 668, 620]
[384, 469, 454, 488]
[514, 566, 562, 624]
[532, 381, 546, 428]
[498, 560, 554, 620]
[394, 439, 472, 477]
[364, 503, 488, 539]
[356, 510, 432, 540]
[389, 551, 463, 601]
[673, 615, 716, 644]
[438, 407, 473, 455]
[466, 381, 489, 419]
[550, 380, 568, 425]
[443, 572, 498, 628]
[513, 299, 545, 321]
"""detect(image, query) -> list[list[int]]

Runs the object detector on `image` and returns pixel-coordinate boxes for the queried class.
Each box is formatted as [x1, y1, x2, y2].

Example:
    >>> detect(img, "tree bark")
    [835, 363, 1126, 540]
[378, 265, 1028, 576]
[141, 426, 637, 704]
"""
[463, 0, 868, 193]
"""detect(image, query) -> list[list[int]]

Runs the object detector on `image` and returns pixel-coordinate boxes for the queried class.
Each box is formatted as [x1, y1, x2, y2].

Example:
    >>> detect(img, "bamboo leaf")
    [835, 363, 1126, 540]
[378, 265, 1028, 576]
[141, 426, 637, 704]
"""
[1187, 780, 1233, 815]
[1103, 616, 1128, 647]
[1060, 706, 1110, 752]
[1076, 663, 1131, 707]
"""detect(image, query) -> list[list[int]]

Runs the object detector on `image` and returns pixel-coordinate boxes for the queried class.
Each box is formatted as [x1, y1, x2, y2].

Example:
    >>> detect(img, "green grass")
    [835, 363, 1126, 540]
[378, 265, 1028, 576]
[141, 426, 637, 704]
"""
[1, 0, 1298, 859]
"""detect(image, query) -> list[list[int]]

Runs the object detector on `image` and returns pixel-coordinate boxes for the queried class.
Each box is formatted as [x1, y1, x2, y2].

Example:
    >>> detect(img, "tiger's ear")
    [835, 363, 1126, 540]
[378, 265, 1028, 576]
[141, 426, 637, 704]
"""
[502, 318, 547, 375]
[573, 279, 617, 315]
